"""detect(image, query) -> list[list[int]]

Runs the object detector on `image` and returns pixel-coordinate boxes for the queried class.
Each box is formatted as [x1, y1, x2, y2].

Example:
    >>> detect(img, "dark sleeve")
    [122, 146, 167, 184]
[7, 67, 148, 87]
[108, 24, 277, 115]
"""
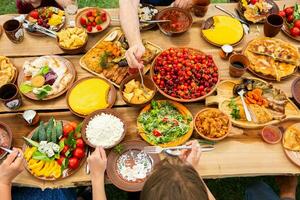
[280, 198, 295, 200]
[16, 0, 34, 14]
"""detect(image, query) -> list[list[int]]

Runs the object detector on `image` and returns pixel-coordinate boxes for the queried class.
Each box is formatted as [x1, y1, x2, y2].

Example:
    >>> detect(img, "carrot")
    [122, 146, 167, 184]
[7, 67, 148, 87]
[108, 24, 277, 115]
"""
[252, 88, 263, 97]
[247, 97, 257, 104]
[252, 93, 259, 101]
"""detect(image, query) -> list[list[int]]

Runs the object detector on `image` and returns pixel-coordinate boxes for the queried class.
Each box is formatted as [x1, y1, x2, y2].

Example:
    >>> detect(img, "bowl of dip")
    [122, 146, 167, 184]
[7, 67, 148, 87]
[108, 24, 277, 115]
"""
[261, 125, 282, 144]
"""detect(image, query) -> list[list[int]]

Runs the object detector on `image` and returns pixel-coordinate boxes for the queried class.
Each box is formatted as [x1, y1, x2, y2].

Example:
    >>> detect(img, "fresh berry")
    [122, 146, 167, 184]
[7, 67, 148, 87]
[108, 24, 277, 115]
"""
[37, 19, 43, 26]
[287, 14, 294, 23]
[80, 17, 87, 26]
[86, 11, 93, 17]
[87, 16, 95, 22]
[30, 10, 39, 19]
[96, 25, 102, 31]
[284, 7, 294, 16]
[92, 22, 96, 27]
[87, 25, 93, 32]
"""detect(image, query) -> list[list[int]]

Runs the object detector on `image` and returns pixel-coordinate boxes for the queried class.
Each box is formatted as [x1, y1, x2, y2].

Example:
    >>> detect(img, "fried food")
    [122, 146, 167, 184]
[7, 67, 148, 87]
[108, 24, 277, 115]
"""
[195, 109, 230, 138]
[0, 56, 16, 87]
[283, 125, 300, 151]
[57, 27, 87, 49]
[123, 79, 154, 104]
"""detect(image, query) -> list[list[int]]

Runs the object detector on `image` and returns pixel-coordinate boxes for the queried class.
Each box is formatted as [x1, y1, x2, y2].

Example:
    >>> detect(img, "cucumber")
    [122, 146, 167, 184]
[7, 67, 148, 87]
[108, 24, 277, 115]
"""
[56, 121, 63, 140]
[38, 121, 47, 142]
[31, 127, 39, 142]
[46, 117, 55, 142]
[51, 126, 57, 143]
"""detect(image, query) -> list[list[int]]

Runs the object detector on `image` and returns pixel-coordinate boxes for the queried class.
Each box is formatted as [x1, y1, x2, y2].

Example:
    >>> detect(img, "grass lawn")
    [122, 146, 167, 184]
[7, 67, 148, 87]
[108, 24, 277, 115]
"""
[1, 0, 299, 200]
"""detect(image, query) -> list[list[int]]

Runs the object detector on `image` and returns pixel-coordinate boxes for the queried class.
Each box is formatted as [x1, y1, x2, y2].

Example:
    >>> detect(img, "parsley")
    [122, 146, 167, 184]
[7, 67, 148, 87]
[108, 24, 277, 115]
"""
[99, 51, 108, 68]
[39, 65, 50, 75]
[228, 98, 241, 120]
[113, 144, 124, 155]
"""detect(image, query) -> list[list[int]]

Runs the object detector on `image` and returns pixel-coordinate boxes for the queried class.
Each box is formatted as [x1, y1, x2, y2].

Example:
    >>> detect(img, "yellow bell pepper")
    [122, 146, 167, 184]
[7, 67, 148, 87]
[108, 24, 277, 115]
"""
[52, 165, 62, 179]
[28, 160, 44, 171]
[24, 147, 37, 161]
[44, 161, 56, 177]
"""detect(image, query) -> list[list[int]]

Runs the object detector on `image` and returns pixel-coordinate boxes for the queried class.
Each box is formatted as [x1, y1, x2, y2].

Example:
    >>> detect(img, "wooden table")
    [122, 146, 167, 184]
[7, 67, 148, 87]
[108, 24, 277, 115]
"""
[0, 0, 300, 189]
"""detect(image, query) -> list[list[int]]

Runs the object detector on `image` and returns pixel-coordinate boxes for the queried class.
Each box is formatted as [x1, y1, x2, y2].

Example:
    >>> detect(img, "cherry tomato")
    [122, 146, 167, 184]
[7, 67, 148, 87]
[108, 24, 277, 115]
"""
[284, 7, 294, 16]
[287, 15, 294, 23]
[294, 20, 300, 29]
[57, 156, 65, 165]
[68, 157, 79, 169]
[69, 122, 78, 130]
[250, 0, 257, 5]
[73, 148, 85, 159]
[76, 138, 85, 148]
[278, 11, 286, 18]
[63, 124, 74, 136]
[152, 129, 161, 137]
[290, 27, 300, 36]
[61, 145, 69, 155]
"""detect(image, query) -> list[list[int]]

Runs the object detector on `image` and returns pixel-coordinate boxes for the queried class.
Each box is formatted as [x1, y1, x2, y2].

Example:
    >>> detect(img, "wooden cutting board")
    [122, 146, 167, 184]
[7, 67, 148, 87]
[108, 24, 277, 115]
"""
[205, 78, 300, 129]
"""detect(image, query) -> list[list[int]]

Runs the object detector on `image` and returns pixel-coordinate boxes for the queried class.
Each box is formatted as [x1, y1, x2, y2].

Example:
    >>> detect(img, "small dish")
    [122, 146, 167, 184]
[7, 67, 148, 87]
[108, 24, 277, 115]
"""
[261, 125, 282, 144]
[156, 7, 192, 36]
[0, 122, 12, 160]
[119, 74, 157, 107]
[292, 77, 300, 106]
[81, 109, 126, 149]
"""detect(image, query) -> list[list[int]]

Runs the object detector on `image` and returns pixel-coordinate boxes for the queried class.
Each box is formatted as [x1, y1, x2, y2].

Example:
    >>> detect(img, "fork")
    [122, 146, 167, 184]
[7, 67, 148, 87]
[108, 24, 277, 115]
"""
[143, 145, 215, 154]
[0, 146, 21, 157]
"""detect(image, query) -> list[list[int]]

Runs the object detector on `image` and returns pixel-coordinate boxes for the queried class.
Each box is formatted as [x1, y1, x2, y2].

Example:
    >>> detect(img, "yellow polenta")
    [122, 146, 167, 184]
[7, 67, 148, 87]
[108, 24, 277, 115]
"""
[68, 78, 110, 115]
[202, 16, 243, 45]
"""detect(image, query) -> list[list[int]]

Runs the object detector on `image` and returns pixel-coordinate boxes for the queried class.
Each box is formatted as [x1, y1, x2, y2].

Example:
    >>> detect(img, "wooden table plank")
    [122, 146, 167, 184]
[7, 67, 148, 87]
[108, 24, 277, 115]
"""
[1, 105, 299, 188]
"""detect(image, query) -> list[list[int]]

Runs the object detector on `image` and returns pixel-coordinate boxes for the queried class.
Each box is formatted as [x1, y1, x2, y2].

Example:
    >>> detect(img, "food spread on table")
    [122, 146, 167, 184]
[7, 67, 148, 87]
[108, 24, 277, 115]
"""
[80, 29, 160, 86]
[239, 0, 276, 23]
[77, 8, 108, 33]
[122, 79, 155, 104]
[194, 109, 230, 139]
[244, 37, 300, 81]
[152, 47, 218, 101]
[138, 100, 192, 145]
[19, 56, 74, 100]
[57, 27, 88, 49]
[26, 7, 65, 32]
[23, 118, 86, 179]
[202, 16, 244, 46]
[68, 78, 113, 116]
[0, 56, 16, 87]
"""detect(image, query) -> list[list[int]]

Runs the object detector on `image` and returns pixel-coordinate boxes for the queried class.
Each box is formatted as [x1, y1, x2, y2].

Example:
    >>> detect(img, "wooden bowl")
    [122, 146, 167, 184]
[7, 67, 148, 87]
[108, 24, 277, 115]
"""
[201, 15, 245, 47]
[66, 77, 117, 118]
[119, 74, 157, 107]
[75, 7, 110, 34]
[81, 109, 126, 149]
[150, 47, 220, 103]
[17, 55, 76, 101]
[194, 108, 232, 141]
[106, 139, 160, 192]
[0, 121, 12, 160]
[137, 100, 193, 147]
[57, 28, 88, 54]
[22, 120, 87, 181]
[156, 7, 192, 36]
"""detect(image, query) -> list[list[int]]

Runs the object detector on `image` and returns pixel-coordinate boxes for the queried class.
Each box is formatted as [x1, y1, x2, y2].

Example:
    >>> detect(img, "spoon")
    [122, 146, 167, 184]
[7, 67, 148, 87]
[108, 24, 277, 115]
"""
[237, 89, 252, 122]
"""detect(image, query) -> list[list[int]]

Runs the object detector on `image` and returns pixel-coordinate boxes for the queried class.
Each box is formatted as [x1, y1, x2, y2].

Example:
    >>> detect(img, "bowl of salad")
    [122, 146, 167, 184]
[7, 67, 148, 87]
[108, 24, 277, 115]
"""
[137, 100, 193, 147]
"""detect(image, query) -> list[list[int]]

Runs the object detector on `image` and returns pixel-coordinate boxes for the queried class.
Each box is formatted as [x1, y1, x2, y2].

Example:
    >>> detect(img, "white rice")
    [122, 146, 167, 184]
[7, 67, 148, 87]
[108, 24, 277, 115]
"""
[86, 113, 124, 147]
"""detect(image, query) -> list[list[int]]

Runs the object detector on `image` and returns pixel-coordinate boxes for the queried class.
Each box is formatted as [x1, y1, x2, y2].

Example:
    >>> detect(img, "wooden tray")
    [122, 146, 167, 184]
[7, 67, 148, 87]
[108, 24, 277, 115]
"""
[22, 120, 87, 181]
[282, 123, 300, 168]
[75, 7, 111, 34]
[205, 78, 300, 129]
[236, 0, 279, 24]
[106, 139, 160, 192]
[137, 100, 193, 147]
[25, 7, 66, 37]
[200, 15, 245, 47]
[17, 55, 76, 101]
[79, 27, 162, 88]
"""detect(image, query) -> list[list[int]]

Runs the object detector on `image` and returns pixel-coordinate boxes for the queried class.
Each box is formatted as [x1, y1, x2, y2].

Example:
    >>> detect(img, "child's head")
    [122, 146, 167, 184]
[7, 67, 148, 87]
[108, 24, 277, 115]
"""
[141, 157, 209, 200]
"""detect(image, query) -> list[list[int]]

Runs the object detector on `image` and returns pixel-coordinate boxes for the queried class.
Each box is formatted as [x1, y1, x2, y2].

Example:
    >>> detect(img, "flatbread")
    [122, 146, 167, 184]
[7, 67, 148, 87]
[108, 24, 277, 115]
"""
[283, 126, 300, 151]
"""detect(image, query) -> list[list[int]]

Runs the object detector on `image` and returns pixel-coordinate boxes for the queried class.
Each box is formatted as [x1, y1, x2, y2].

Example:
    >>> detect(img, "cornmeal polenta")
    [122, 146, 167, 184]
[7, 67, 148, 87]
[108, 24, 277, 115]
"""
[68, 78, 110, 115]
[202, 16, 243, 45]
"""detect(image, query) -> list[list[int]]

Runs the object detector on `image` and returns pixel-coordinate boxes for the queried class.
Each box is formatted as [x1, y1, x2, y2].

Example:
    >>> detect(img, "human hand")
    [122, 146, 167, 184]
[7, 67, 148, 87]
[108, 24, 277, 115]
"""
[87, 147, 107, 179]
[174, 0, 194, 9]
[179, 140, 202, 169]
[0, 148, 24, 186]
[125, 43, 145, 69]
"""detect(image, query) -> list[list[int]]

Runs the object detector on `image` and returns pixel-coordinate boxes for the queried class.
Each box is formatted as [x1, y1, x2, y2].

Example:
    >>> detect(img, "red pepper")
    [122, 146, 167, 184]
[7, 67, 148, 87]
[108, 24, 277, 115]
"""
[152, 129, 161, 137]
[162, 117, 168, 123]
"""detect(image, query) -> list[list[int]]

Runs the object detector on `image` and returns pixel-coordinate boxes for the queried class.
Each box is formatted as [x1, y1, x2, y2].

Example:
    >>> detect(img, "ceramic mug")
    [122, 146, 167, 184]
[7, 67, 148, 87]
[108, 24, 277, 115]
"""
[264, 14, 283, 37]
[0, 83, 22, 110]
[3, 19, 24, 43]
[229, 54, 249, 78]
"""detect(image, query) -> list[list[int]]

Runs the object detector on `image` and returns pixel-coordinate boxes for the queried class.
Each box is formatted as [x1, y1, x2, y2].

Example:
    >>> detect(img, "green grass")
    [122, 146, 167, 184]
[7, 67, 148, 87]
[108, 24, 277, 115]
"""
[1, 0, 298, 200]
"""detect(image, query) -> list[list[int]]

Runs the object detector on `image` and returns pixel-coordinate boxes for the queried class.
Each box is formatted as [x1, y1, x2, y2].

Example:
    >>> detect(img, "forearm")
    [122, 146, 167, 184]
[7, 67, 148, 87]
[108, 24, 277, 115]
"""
[119, 0, 142, 46]
[0, 183, 12, 200]
[91, 175, 106, 200]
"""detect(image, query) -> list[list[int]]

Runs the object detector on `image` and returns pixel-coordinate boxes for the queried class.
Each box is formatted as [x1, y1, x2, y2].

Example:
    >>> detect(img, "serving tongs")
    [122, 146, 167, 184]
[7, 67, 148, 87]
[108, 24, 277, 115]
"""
[215, 5, 250, 34]
[23, 20, 57, 38]
[143, 145, 215, 156]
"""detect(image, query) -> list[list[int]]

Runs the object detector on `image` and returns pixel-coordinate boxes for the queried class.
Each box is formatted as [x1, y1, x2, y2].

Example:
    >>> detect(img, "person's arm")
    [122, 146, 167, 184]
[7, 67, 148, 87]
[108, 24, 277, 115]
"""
[174, 0, 194, 9]
[0, 148, 25, 200]
[88, 147, 107, 200]
[119, 0, 145, 69]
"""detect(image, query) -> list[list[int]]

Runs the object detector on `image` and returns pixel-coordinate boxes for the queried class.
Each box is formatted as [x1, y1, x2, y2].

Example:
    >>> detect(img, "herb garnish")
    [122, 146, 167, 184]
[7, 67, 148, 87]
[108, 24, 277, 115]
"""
[228, 97, 241, 120]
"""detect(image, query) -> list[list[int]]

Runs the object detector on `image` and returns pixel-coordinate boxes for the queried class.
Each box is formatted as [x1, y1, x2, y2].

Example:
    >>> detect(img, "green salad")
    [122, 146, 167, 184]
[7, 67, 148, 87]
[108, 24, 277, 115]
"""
[138, 100, 192, 145]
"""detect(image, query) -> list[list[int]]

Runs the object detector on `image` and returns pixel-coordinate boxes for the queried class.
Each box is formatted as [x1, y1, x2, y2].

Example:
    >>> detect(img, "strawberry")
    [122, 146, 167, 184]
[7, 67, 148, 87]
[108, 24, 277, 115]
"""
[96, 25, 102, 31]
[86, 25, 92, 32]
[95, 16, 102, 24]
[37, 19, 43, 25]
[92, 22, 96, 27]
[92, 10, 98, 17]
[86, 10, 93, 17]
[101, 12, 107, 22]
[80, 17, 87, 26]
[30, 10, 39, 19]
[87, 22, 92, 26]
[87, 16, 95, 22]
